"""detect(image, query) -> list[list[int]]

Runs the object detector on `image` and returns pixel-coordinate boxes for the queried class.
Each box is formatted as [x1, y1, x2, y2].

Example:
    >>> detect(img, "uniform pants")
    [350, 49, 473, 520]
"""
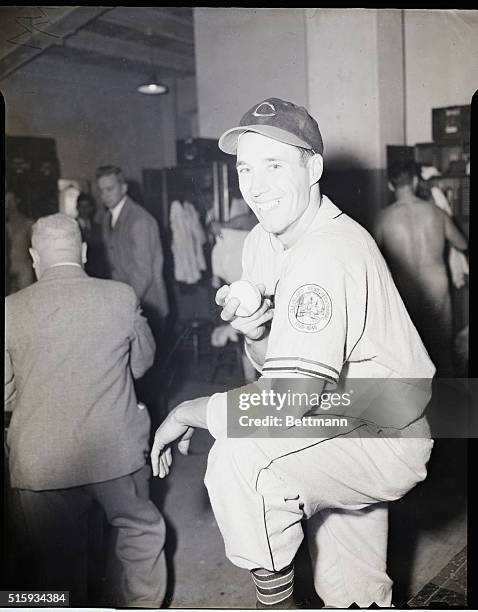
[204, 432, 433, 608]
[15, 465, 166, 607]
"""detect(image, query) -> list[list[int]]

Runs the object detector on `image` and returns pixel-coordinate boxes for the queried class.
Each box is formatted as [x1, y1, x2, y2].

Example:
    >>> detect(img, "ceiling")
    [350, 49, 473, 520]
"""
[0, 6, 196, 81]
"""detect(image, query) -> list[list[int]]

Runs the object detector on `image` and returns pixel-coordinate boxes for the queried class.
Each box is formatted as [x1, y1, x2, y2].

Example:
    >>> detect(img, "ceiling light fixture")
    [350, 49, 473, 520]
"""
[138, 28, 169, 95]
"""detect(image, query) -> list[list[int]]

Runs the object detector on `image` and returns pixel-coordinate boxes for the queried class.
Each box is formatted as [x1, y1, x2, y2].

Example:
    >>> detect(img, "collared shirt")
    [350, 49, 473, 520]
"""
[110, 196, 127, 228]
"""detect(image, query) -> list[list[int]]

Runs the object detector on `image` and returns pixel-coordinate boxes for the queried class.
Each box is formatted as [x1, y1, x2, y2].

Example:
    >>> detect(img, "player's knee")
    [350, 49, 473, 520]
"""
[399, 438, 434, 489]
[379, 440, 433, 502]
[205, 437, 259, 487]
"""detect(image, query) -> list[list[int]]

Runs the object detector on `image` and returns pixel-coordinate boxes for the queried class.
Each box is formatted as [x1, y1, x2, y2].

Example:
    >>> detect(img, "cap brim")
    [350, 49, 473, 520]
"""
[218, 125, 313, 154]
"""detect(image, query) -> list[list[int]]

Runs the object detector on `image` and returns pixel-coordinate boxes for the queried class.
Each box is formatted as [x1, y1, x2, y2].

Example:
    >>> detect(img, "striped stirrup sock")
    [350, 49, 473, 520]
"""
[251, 563, 294, 606]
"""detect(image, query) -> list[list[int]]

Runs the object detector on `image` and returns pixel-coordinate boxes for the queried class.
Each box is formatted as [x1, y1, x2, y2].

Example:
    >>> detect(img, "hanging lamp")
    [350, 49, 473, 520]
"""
[138, 28, 169, 95]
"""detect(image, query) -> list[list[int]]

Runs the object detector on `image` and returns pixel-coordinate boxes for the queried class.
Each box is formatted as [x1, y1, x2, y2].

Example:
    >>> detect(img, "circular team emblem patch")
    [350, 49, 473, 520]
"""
[288, 284, 332, 333]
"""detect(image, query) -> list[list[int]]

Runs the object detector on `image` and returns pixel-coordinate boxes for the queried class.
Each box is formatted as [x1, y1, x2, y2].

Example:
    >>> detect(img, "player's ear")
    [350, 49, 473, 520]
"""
[308, 153, 324, 186]
[387, 181, 395, 193]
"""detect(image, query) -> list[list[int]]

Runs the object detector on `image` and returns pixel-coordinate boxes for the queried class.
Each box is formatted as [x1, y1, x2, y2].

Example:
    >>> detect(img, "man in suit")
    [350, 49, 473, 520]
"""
[76, 191, 108, 279]
[96, 165, 169, 345]
[97, 165, 170, 419]
[4, 213, 167, 607]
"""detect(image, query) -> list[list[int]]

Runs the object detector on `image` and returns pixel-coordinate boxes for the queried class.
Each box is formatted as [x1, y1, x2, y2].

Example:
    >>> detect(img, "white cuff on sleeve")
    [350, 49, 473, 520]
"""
[206, 392, 228, 439]
[244, 340, 263, 374]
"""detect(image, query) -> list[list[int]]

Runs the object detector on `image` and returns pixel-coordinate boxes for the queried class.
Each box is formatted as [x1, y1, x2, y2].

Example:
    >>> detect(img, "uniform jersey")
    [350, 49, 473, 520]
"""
[205, 195, 435, 604]
[242, 195, 435, 383]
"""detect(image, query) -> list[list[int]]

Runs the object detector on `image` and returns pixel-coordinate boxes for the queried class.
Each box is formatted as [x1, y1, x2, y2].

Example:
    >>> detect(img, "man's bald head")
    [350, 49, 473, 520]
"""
[30, 213, 85, 278]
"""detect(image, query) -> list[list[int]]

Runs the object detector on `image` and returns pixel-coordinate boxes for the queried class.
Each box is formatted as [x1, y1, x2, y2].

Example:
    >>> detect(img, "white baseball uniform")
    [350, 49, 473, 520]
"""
[204, 196, 435, 607]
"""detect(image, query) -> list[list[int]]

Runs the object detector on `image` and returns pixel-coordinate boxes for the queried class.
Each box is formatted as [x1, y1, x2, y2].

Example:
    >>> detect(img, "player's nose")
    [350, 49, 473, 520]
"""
[250, 171, 269, 198]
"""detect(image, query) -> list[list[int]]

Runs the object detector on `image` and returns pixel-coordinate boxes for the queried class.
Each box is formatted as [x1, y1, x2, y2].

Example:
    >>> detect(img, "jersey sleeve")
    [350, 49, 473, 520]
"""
[206, 392, 228, 439]
[262, 242, 367, 383]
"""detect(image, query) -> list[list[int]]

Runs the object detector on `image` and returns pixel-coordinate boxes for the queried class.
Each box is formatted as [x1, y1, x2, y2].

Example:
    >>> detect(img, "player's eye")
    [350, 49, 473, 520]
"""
[269, 162, 282, 170]
[237, 166, 250, 175]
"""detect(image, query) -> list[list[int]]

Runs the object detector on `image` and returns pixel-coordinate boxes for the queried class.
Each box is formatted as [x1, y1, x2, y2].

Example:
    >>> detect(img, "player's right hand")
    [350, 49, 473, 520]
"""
[215, 283, 274, 341]
[151, 411, 194, 478]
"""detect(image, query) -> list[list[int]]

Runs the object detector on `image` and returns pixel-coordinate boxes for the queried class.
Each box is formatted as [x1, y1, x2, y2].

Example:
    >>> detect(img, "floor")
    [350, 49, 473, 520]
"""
[407, 546, 467, 608]
[148, 340, 468, 609]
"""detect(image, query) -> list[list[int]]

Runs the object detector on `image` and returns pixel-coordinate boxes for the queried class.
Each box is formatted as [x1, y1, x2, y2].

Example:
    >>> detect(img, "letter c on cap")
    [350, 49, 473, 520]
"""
[253, 102, 276, 117]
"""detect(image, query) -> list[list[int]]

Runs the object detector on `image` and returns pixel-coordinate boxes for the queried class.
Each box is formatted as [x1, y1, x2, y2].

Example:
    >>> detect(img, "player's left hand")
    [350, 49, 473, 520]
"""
[151, 411, 194, 478]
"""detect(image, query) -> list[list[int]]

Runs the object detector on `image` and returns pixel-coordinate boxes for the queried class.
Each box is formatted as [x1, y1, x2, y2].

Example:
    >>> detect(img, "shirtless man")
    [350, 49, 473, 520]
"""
[374, 160, 468, 376]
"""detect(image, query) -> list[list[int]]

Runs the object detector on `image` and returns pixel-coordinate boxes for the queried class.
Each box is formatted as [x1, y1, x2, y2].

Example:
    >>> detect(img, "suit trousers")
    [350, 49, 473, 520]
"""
[204, 431, 433, 608]
[15, 465, 166, 607]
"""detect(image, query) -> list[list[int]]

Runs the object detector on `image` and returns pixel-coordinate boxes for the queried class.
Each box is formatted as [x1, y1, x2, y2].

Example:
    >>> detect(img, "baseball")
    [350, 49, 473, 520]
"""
[225, 280, 262, 317]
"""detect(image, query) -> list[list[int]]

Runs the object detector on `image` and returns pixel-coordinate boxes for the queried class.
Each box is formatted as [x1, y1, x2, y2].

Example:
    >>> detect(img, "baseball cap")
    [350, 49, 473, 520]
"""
[218, 97, 324, 156]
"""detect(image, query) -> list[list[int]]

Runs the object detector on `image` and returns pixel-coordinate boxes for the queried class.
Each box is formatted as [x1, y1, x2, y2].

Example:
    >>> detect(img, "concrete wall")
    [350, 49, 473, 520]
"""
[1, 54, 179, 185]
[193, 8, 402, 227]
[305, 9, 381, 170]
[195, 8, 477, 162]
[305, 9, 406, 226]
[194, 8, 308, 139]
[377, 10, 406, 159]
[404, 9, 478, 144]
[194, 8, 405, 170]
[176, 75, 199, 140]
[193, 8, 476, 226]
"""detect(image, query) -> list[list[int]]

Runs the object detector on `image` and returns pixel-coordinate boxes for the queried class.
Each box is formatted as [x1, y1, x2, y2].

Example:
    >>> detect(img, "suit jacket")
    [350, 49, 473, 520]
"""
[5, 265, 156, 490]
[79, 218, 109, 279]
[102, 197, 169, 318]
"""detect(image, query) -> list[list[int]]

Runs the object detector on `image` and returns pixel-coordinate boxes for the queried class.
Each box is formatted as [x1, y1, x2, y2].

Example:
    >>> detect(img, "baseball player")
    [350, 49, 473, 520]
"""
[151, 98, 435, 608]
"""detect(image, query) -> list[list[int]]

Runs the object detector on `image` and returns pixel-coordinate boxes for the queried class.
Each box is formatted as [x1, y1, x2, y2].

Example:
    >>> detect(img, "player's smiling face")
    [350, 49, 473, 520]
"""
[236, 132, 313, 240]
